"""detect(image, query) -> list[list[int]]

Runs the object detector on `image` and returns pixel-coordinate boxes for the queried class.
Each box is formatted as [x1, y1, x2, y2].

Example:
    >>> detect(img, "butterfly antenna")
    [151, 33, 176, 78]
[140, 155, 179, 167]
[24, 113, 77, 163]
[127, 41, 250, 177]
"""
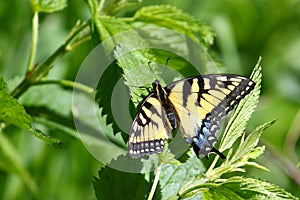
[147, 58, 171, 82]
[210, 147, 226, 159]
[147, 61, 160, 81]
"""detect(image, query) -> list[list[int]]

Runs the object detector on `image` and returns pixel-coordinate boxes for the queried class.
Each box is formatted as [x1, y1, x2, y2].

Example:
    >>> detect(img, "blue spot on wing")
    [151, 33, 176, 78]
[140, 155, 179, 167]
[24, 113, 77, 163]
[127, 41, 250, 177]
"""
[202, 126, 211, 137]
[191, 117, 219, 157]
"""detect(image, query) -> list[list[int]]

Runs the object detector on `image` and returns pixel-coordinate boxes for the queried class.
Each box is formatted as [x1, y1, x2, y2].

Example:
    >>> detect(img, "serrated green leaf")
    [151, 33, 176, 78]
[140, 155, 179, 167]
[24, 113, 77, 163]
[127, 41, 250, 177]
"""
[94, 164, 152, 199]
[0, 77, 32, 130]
[101, 0, 142, 16]
[202, 185, 245, 200]
[2, 77, 64, 145]
[219, 57, 262, 152]
[132, 5, 215, 48]
[181, 176, 298, 200]
[30, 0, 67, 13]
[221, 177, 297, 200]
[231, 120, 276, 163]
[129, 24, 207, 75]
[159, 154, 205, 200]
[92, 15, 157, 104]
[246, 146, 265, 160]
[19, 83, 79, 144]
[158, 144, 181, 165]
[99, 16, 131, 38]
[0, 131, 37, 194]
[205, 120, 275, 181]
[114, 43, 156, 104]
[95, 61, 126, 137]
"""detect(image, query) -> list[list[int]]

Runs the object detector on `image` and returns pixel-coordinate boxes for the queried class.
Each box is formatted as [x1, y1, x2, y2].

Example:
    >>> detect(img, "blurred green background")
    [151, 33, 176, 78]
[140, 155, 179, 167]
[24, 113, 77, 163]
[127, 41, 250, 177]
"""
[0, 0, 299, 199]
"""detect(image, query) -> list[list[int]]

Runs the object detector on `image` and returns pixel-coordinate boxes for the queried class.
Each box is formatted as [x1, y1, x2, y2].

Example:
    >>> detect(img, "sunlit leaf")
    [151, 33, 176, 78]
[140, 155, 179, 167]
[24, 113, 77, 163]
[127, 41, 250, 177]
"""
[0, 77, 32, 130]
[132, 5, 215, 47]
[101, 0, 142, 16]
[159, 154, 205, 200]
[202, 177, 298, 200]
[30, 0, 67, 13]
[230, 120, 276, 163]
[205, 120, 275, 181]
[219, 57, 262, 152]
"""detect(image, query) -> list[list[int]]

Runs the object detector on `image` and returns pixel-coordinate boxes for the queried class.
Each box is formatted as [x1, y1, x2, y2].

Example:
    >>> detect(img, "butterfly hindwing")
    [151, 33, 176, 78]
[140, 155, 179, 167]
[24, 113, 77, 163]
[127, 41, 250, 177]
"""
[166, 74, 255, 157]
[128, 93, 173, 158]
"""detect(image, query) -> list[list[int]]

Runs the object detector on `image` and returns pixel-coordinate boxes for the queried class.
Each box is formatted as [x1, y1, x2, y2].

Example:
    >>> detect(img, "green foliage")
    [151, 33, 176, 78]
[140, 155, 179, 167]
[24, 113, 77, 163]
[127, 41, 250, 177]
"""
[30, 0, 67, 13]
[219, 58, 262, 152]
[201, 177, 297, 200]
[94, 166, 152, 199]
[166, 63, 291, 199]
[158, 153, 205, 200]
[131, 5, 215, 47]
[0, 132, 38, 194]
[1, 0, 299, 199]
[0, 77, 31, 130]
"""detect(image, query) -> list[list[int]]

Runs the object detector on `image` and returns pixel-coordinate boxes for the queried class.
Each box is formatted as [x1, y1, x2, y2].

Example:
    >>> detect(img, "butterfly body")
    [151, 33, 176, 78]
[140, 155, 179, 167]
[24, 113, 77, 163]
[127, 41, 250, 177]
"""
[152, 80, 178, 130]
[128, 75, 255, 159]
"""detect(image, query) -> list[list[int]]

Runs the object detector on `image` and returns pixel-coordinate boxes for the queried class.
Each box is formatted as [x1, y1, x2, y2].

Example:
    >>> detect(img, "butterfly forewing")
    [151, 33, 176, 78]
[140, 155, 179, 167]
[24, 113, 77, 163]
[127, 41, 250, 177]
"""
[128, 93, 172, 158]
[166, 75, 255, 157]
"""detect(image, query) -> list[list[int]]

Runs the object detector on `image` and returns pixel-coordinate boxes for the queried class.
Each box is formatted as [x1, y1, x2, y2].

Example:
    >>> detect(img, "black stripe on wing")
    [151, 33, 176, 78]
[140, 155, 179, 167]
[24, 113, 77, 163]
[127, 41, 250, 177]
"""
[128, 93, 172, 158]
[193, 75, 255, 157]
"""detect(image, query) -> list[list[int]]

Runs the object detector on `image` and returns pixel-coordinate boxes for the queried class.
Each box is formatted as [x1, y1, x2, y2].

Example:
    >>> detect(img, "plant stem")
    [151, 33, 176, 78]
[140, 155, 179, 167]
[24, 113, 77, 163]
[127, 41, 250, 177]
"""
[147, 163, 162, 200]
[27, 11, 39, 71]
[10, 21, 90, 99]
[33, 79, 94, 94]
[206, 156, 218, 174]
[284, 108, 300, 162]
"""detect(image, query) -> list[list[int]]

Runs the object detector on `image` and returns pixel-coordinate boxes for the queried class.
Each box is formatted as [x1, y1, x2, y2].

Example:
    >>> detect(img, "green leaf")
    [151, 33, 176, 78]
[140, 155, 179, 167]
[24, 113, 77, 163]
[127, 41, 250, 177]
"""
[95, 16, 132, 43]
[0, 77, 32, 130]
[158, 143, 181, 165]
[1, 77, 64, 145]
[230, 120, 276, 163]
[205, 120, 275, 181]
[31, 128, 62, 146]
[131, 5, 215, 48]
[94, 165, 152, 199]
[73, 90, 127, 164]
[0, 131, 37, 194]
[159, 154, 205, 200]
[19, 83, 75, 145]
[26, 106, 79, 139]
[219, 57, 262, 152]
[201, 176, 298, 200]
[95, 61, 126, 137]
[30, 0, 67, 13]
[92, 15, 156, 103]
[114, 43, 156, 104]
[101, 0, 142, 16]
[180, 176, 298, 199]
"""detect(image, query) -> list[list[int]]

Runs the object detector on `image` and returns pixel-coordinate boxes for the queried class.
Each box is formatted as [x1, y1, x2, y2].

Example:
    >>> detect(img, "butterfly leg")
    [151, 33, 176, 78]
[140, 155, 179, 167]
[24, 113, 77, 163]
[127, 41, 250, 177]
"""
[210, 147, 226, 159]
[191, 139, 226, 159]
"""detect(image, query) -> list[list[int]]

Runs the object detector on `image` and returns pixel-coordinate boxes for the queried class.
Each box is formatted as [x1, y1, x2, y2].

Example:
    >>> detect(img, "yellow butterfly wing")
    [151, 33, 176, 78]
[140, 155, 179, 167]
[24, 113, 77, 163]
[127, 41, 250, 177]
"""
[167, 74, 255, 157]
[128, 93, 172, 158]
